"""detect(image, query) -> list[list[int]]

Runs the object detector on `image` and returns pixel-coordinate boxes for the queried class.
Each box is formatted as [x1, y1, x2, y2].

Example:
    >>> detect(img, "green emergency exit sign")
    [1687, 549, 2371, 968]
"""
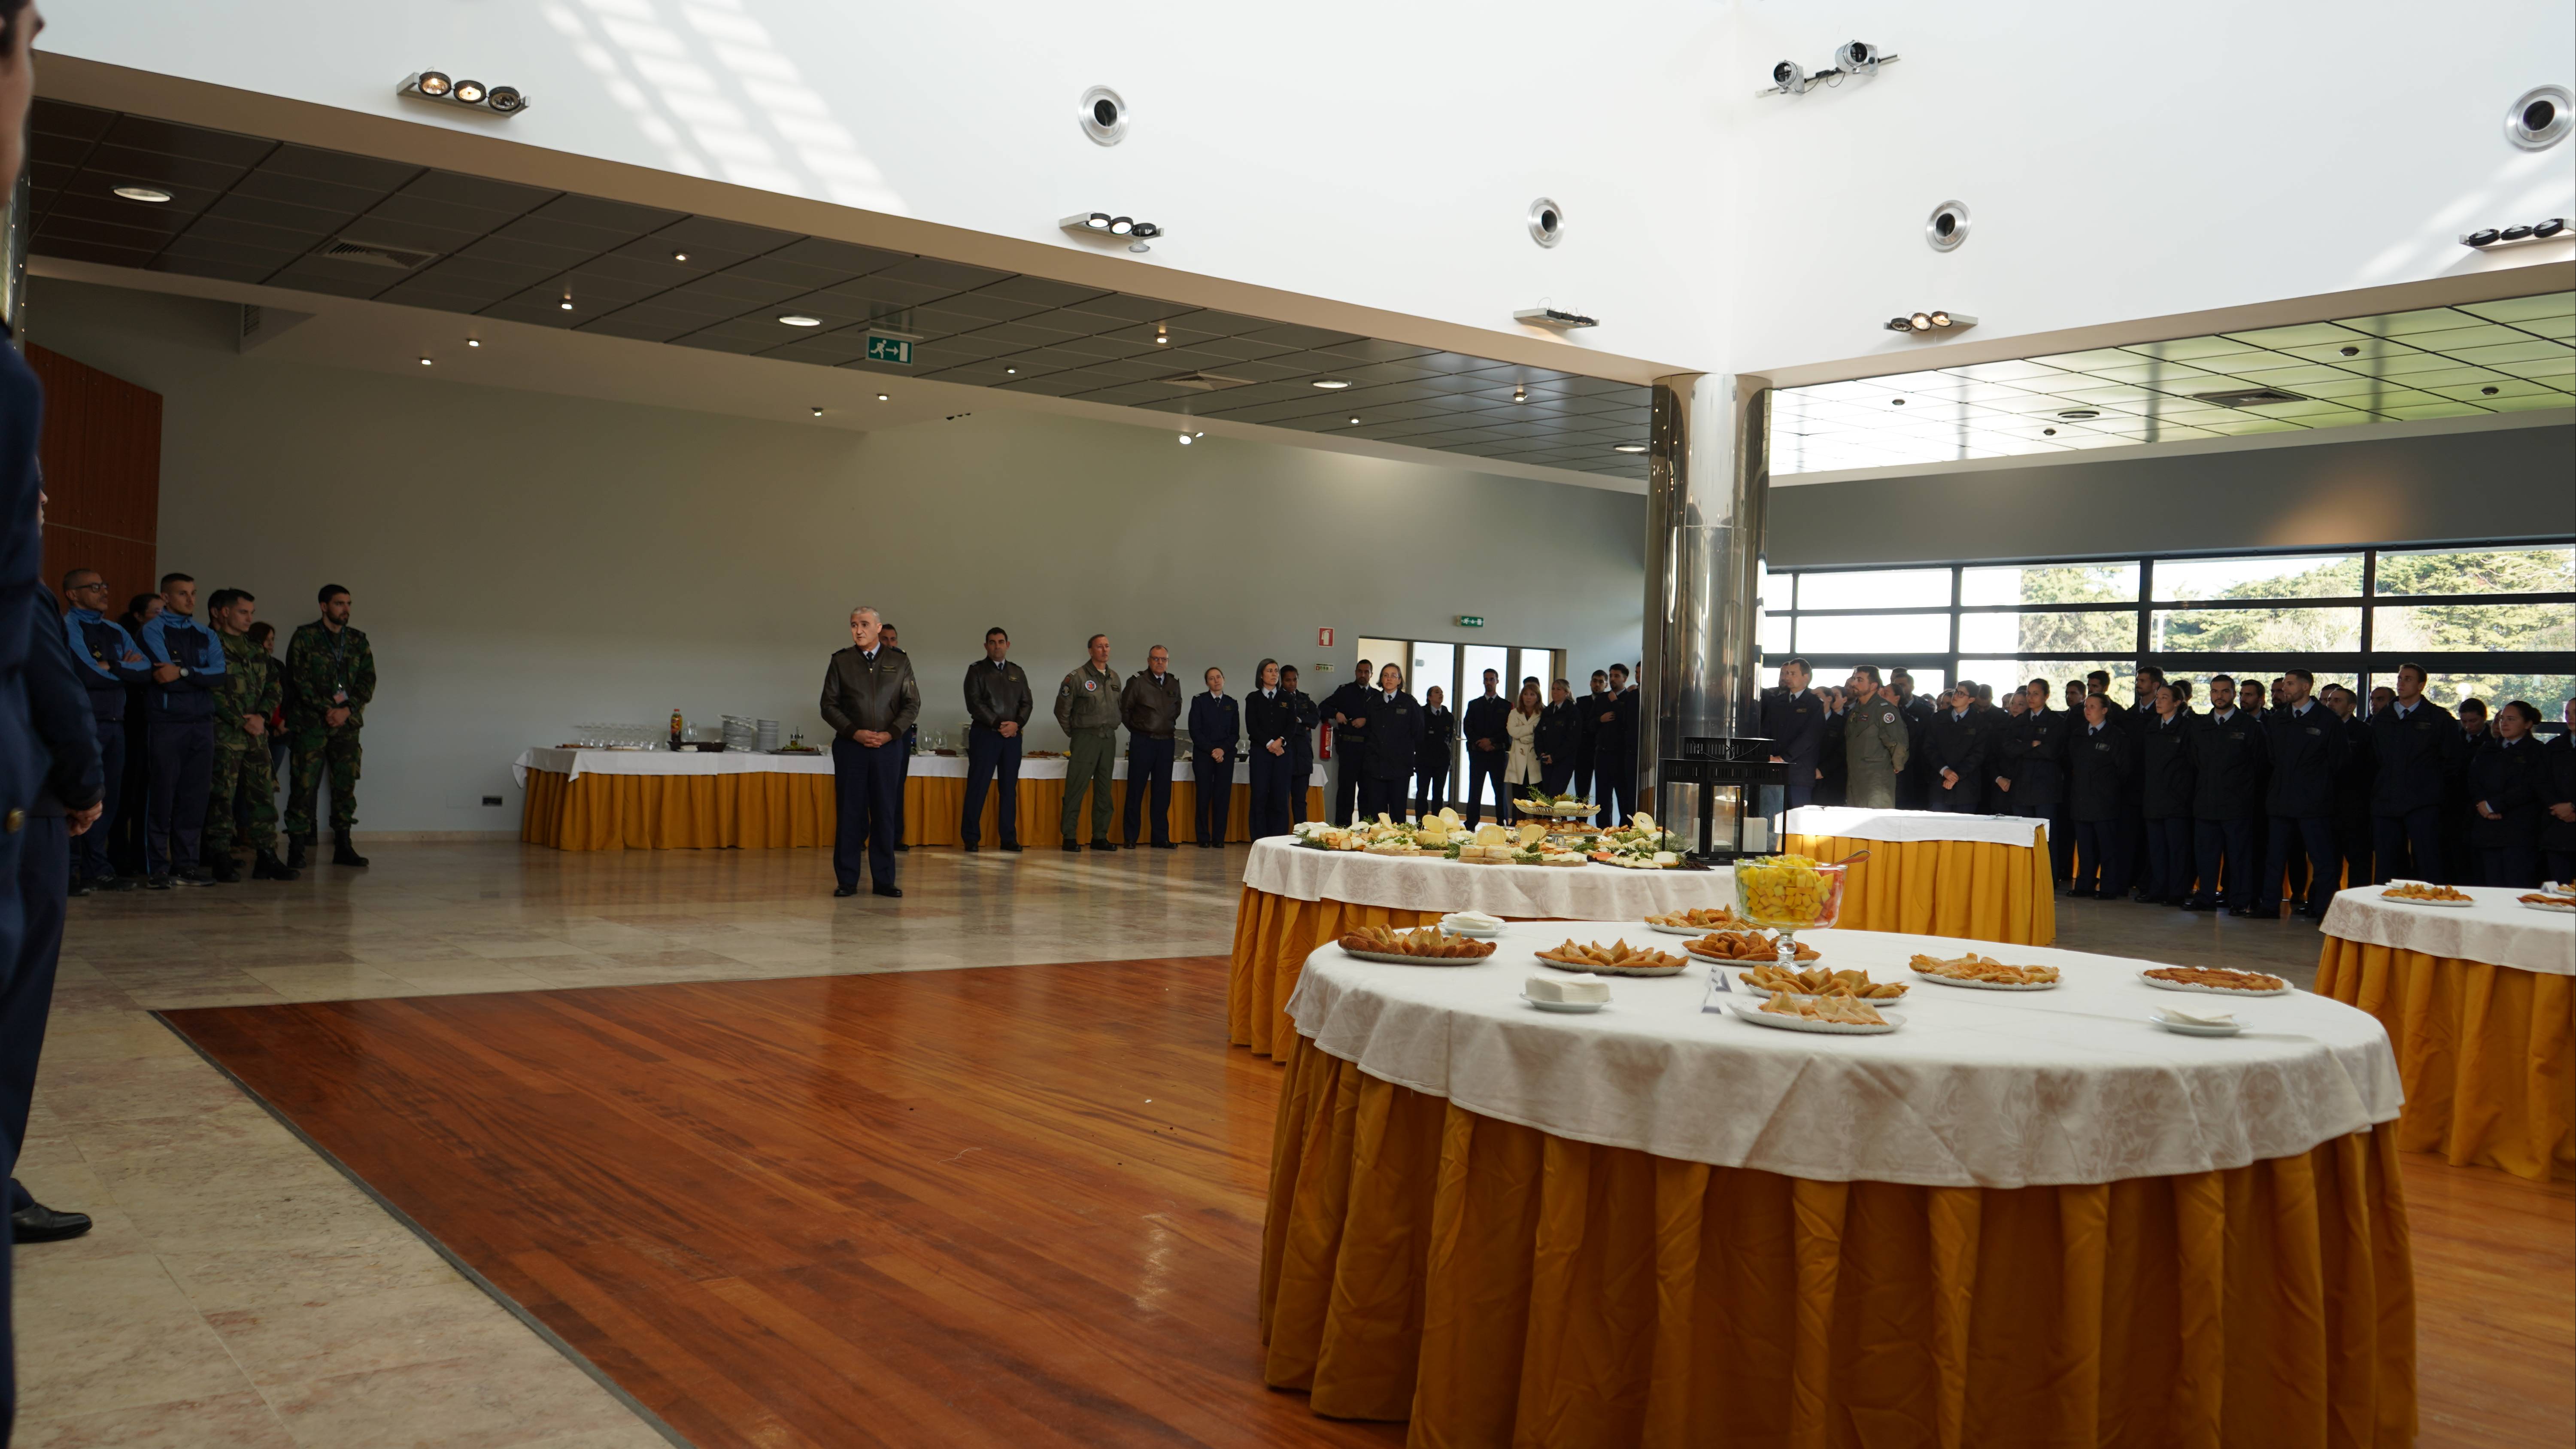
[865, 334, 913, 365]
[1456, 615, 1484, 628]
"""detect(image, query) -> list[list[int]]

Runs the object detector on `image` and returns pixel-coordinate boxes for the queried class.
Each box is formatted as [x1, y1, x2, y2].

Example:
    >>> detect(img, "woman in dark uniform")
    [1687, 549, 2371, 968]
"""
[1414, 684, 1454, 821]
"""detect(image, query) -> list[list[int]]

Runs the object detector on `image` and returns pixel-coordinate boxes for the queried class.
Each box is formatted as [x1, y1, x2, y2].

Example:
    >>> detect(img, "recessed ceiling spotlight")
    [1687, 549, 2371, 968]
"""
[671, 249, 689, 262]
[2057, 408, 2101, 420]
[1311, 378, 1351, 390]
[812, 406, 825, 416]
[1004, 366, 1018, 374]
[2481, 385, 2501, 396]
[558, 290, 573, 311]
[1080, 85, 1128, 146]
[2506, 84, 2572, 150]
[2042, 427, 2057, 436]
[1890, 398, 1906, 406]
[778, 314, 822, 327]
[417, 357, 432, 367]
[1155, 323, 1169, 345]
[876, 393, 890, 402]
[2339, 345, 2361, 357]
[1512, 386, 1529, 404]
[1527, 197, 1565, 248]
[1177, 428, 1206, 444]
[112, 185, 173, 204]
[1347, 416, 1361, 425]
[466, 338, 481, 348]
[1925, 200, 1970, 252]
[1611, 443, 1648, 454]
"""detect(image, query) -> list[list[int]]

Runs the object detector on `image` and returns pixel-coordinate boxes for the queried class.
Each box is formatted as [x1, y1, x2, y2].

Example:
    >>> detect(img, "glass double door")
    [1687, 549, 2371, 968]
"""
[1353, 635, 1563, 800]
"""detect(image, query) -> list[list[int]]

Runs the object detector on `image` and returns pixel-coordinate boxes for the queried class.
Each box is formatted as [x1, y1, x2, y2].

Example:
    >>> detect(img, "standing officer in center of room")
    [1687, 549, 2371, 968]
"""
[1120, 644, 1182, 850]
[821, 605, 918, 898]
[1361, 662, 1423, 820]
[1323, 659, 1373, 827]
[959, 626, 1029, 853]
[1188, 665, 1238, 847]
[1056, 634, 1123, 851]
[1281, 665, 1318, 826]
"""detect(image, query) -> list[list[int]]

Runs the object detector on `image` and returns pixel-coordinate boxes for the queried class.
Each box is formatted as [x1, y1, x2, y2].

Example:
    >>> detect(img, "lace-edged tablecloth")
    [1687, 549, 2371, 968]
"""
[2319, 884, 2576, 976]
[1240, 836, 1737, 917]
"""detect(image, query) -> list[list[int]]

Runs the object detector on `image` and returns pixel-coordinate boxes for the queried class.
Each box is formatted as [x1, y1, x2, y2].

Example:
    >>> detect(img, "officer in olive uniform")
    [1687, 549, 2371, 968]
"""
[203, 590, 295, 883]
[282, 585, 376, 869]
[1055, 634, 1123, 850]
[1841, 668, 1910, 808]
[960, 627, 1030, 852]
[821, 606, 919, 896]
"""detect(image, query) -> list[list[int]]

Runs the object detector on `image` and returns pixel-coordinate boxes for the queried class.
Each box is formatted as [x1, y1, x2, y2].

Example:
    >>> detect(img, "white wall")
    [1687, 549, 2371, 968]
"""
[32, 277, 1647, 833]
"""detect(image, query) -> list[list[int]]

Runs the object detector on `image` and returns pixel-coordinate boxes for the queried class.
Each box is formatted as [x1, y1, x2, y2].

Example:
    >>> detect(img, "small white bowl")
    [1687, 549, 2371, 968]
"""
[2151, 1011, 2243, 1037]
[1523, 994, 1608, 1014]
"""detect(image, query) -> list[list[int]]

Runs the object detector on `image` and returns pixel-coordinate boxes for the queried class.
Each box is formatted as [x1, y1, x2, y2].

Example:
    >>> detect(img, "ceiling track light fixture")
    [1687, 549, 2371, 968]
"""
[112, 184, 173, 204]
[2460, 217, 2568, 249]
[1154, 323, 1169, 345]
[1884, 309, 1977, 336]
[1060, 212, 1165, 253]
[1760, 41, 1898, 97]
[400, 71, 529, 115]
[1514, 306, 1599, 330]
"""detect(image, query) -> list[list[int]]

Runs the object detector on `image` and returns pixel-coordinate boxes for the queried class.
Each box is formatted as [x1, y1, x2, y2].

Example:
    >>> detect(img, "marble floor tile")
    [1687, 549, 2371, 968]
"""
[207, 1279, 544, 1387]
[13, 1389, 300, 1448]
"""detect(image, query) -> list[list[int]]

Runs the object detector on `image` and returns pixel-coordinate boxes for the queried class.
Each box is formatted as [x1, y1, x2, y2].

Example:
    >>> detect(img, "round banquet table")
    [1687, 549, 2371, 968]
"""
[1229, 837, 1739, 1061]
[2315, 883, 2576, 1182]
[1780, 805, 2057, 947]
[1261, 922, 2414, 1448]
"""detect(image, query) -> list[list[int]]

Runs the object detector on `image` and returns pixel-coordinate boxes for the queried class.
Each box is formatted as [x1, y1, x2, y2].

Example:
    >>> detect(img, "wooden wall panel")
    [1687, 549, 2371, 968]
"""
[27, 341, 161, 600]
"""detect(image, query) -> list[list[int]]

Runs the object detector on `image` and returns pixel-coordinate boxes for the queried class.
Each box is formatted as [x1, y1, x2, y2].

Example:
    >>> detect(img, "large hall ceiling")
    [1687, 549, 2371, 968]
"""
[26, 99, 1655, 483]
[1772, 292, 2576, 476]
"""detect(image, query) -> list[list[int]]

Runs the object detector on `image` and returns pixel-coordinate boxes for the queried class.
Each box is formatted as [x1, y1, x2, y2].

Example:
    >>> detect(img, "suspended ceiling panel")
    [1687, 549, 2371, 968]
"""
[1771, 293, 2576, 477]
[26, 98, 1654, 483]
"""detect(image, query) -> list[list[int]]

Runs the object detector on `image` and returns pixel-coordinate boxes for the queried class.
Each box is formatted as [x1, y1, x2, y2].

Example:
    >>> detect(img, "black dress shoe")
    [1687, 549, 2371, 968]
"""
[2181, 898, 2219, 912]
[2227, 906, 2261, 919]
[961, 842, 979, 853]
[893, 843, 910, 853]
[1062, 839, 1082, 852]
[105, 875, 140, 892]
[1091, 840, 1119, 852]
[833, 884, 859, 897]
[872, 883, 903, 898]
[1000, 842, 1023, 853]
[11, 1201, 91, 1242]
[1151, 841, 1179, 850]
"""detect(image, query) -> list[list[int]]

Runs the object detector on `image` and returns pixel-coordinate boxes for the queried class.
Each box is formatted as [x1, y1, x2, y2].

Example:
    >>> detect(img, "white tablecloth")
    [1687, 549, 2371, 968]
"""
[2318, 884, 2576, 977]
[1782, 805, 2045, 849]
[1241, 835, 1736, 917]
[514, 747, 1322, 789]
[1287, 919, 2401, 1189]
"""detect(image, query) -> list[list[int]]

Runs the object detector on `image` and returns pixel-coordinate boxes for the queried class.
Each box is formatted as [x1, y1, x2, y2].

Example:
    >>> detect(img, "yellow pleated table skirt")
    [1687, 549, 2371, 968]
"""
[1783, 830, 2056, 946]
[2314, 937, 2576, 1182]
[1261, 1036, 2417, 1448]
[520, 768, 1320, 851]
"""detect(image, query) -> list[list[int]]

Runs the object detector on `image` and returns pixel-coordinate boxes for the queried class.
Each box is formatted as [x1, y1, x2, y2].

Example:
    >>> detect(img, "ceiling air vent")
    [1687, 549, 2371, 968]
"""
[316, 237, 438, 270]
[2192, 386, 2308, 407]
[1158, 372, 1255, 391]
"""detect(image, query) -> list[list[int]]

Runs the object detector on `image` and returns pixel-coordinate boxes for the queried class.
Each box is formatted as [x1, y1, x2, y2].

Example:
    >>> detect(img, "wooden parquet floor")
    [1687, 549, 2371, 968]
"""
[163, 957, 2573, 1449]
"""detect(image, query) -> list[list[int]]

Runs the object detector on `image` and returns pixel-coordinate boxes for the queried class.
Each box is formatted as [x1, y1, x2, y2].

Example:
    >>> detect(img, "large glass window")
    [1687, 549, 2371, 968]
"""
[1766, 539, 2573, 726]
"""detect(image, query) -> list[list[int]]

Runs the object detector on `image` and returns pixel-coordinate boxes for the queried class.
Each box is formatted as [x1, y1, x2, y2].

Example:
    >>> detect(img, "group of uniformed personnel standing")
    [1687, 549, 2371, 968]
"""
[1762, 655, 2576, 918]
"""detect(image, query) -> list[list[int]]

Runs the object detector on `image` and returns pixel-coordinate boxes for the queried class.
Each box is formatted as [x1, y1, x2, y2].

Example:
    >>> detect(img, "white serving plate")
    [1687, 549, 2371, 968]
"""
[1644, 919, 1736, 936]
[2379, 893, 2474, 908]
[1685, 941, 1819, 966]
[1908, 966, 2060, 991]
[1439, 925, 1505, 939]
[2139, 970, 2291, 998]
[1533, 951, 1691, 977]
[1729, 971, 1911, 1007]
[2150, 1012, 2244, 1038]
[1727, 997, 1902, 1035]
[2521, 899, 2576, 913]
[1339, 947, 1496, 967]
[1522, 994, 1608, 1014]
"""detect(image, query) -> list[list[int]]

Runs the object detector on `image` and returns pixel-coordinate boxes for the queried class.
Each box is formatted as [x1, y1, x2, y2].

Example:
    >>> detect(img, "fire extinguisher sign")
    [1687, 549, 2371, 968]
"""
[1317, 627, 1334, 647]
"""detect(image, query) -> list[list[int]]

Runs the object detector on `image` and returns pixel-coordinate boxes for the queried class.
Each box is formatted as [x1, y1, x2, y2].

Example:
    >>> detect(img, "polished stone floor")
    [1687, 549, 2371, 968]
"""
[0, 842, 2429, 1443]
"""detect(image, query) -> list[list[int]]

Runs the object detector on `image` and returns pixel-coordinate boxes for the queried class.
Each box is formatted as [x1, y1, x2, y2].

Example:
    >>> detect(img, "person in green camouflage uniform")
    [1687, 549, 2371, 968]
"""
[204, 589, 297, 881]
[284, 584, 376, 868]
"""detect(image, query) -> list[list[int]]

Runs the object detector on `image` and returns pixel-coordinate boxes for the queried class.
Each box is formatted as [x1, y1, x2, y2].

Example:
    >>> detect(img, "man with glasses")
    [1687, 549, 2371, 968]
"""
[60, 570, 148, 892]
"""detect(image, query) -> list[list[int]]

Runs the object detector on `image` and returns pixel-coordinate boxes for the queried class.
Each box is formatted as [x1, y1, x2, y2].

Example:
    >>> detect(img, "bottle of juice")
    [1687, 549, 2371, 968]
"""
[669, 708, 683, 750]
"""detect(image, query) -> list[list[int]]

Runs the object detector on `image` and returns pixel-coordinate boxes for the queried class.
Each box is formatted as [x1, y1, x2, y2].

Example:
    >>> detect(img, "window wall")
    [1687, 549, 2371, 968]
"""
[1764, 541, 2576, 723]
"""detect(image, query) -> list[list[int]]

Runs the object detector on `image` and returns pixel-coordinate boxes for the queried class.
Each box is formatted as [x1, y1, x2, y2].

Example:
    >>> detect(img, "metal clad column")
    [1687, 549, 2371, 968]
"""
[1639, 374, 1771, 796]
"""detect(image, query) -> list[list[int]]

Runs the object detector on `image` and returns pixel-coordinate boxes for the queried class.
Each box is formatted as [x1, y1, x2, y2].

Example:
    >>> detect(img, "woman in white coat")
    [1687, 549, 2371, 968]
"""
[1504, 679, 1544, 817]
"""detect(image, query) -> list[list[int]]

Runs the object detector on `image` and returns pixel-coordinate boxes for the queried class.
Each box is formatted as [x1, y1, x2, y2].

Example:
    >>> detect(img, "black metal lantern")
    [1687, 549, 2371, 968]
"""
[1655, 736, 1789, 864]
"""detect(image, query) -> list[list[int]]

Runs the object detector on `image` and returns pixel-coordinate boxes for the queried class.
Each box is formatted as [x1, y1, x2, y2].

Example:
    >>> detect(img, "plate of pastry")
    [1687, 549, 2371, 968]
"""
[1532, 939, 1691, 977]
[1908, 952, 2063, 990]
[2379, 881, 2474, 907]
[1338, 926, 1499, 966]
[1728, 994, 1900, 1035]
[2139, 966, 2290, 997]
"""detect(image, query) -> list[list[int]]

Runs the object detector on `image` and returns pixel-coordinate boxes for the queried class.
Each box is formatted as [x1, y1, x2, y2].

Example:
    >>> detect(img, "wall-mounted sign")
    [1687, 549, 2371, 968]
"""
[1456, 615, 1485, 628]
[1317, 627, 1334, 647]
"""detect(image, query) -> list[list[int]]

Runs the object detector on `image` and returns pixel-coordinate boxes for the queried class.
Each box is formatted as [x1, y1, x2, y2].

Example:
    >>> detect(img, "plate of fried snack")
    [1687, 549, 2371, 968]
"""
[1908, 952, 2063, 990]
[1729, 993, 1900, 1035]
[2516, 888, 2576, 913]
[2139, 966, 2289, 997]
[1642, 905, 1745, 936]
[1338, 925, 1500, 966]
[1683, 928, 1819, 963]
[1533, 939, 1692, 976]
[1733, 962, 1908, 1003]
[2379, 880, 2474, 906]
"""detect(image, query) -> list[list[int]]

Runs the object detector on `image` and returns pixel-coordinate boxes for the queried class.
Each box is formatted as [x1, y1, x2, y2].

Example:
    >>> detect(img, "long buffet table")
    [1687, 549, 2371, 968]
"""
[513, 747, 1324, 851]
[1230, 808, 2056, 1063]
[2315, 883, 2575, 1182]
[1262, 921, 2414, 1446]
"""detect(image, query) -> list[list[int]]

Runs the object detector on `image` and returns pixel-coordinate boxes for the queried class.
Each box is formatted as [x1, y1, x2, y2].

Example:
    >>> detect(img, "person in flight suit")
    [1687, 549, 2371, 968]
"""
[1760, 658, 1824, 810]
[1055, 634, 1123, 851]
[1120, 646, 1183, 850]
[1596, 663, 1641, 823]
[2064, 693, 2132, 897]
[2137, 683, 2198, 906]
[960, 627, 1030, 853]
[2369, 662, 2462, 883]
[1416, 684, 1456, 818]
[1359, 663, 1424, 820]
[59, 569, 147, 893]
[202, 590, 294, 884]
[1322, 660, 1374, 828]
[2468, 701, 2546, 888]
[138, 573, 225, 888]
[1244, 659, 1294, 840]
[2256, 670, 2345, 918]
[1997, 681, 2073, 882]
[1460, 668, 1511, 826]
[822, 606, 919, 896]
[1281, 665, 1319, 826]
[1840, 667, 1910, 809]
[1536, 680, 1581, 797]
[1187, 666, 1239, 848]
[282, 584, 375, 869]
[1921, 686, 1991, 814]
[2183, 677, 2268, 914]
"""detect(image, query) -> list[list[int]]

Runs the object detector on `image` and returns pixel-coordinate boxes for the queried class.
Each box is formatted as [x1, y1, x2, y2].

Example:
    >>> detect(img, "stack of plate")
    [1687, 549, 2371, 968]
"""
[756, 718, 781, 752]
[721, 715, 758, 752]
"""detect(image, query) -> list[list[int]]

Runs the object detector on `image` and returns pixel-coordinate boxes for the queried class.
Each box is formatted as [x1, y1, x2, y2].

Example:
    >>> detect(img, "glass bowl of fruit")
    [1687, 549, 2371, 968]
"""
[1732, 854, 1849, 969]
